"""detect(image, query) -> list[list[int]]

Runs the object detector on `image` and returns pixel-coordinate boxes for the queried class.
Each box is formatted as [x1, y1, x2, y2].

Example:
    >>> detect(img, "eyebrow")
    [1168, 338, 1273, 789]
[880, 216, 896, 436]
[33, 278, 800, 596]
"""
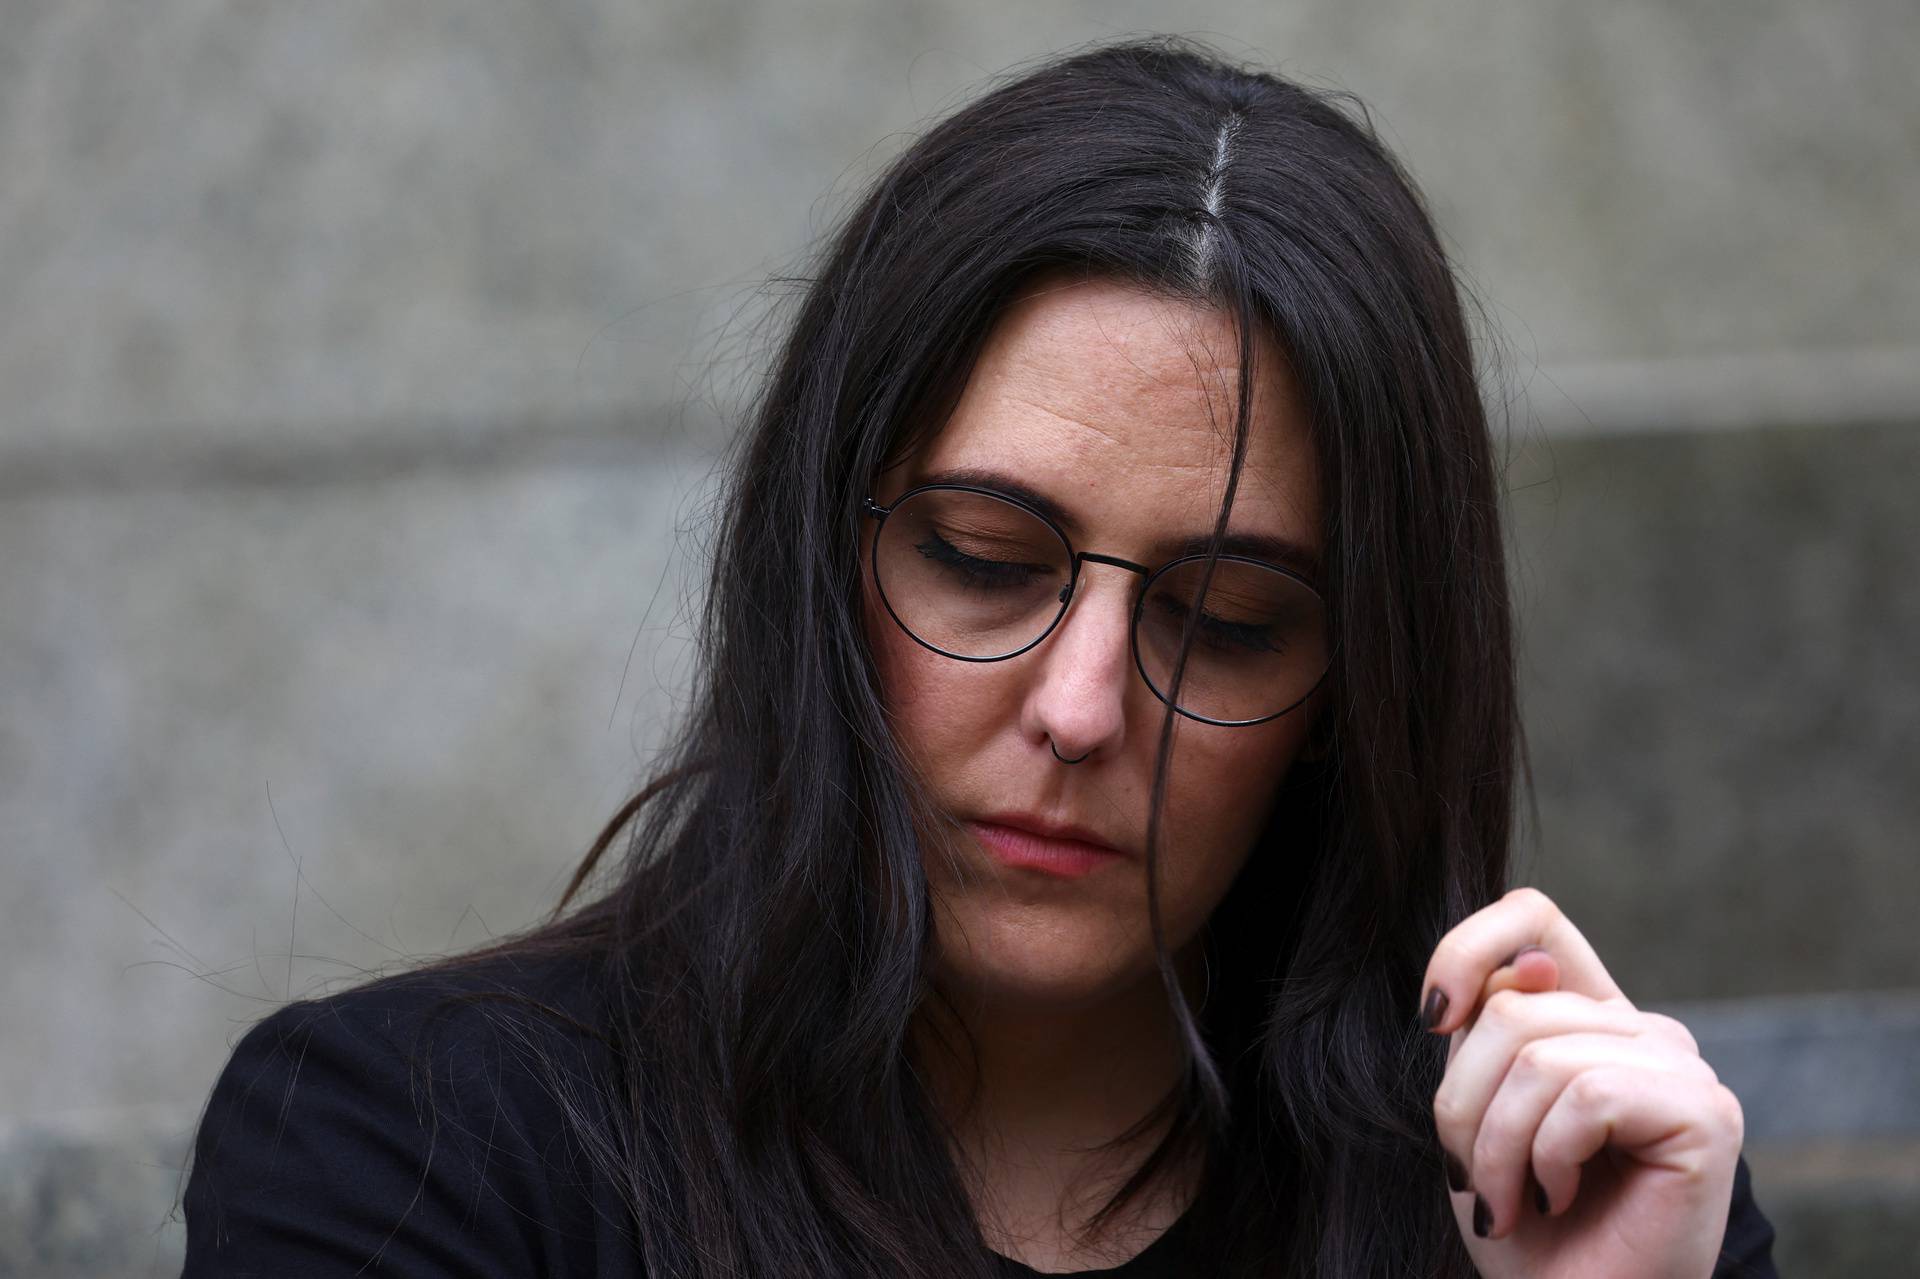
[914, 465, 1324, 583]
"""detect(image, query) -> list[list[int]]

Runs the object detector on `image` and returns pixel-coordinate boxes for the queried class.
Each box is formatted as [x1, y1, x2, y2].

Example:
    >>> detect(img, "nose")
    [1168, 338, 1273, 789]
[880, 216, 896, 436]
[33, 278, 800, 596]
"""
[1019, 562, 1139, 764]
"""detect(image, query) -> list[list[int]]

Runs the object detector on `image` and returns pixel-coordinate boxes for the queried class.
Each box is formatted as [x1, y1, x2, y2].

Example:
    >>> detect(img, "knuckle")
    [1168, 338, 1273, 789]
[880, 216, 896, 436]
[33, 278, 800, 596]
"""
[1512, 1038, 1554, 1077]
[1567, 1068, 1616, 1111]
[1641, 1012, 1701, 1055]
[1504, 885, 1554, 913]
[1714, 1084, 1747, 1141]
[1431, 1090, 1469, 1134]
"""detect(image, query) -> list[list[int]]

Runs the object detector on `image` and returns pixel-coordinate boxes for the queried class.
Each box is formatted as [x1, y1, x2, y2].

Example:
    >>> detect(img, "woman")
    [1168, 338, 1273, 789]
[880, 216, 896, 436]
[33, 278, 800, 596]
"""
[182, 39, 1778, 1278]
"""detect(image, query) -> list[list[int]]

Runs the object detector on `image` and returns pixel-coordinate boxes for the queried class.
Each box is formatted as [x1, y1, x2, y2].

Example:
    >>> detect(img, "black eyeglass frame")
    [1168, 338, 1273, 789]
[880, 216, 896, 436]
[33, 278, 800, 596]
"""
[860, 482, 1331, 727]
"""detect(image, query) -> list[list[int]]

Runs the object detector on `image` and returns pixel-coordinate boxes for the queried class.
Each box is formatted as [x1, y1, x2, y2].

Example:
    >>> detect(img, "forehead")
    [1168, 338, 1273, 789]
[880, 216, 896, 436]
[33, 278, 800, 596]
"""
[896, 277, 1320, 554]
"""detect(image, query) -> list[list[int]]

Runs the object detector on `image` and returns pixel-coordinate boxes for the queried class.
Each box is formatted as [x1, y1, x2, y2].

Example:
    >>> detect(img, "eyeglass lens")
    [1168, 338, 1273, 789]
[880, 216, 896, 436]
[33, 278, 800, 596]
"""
[872, 488, 1327, 724]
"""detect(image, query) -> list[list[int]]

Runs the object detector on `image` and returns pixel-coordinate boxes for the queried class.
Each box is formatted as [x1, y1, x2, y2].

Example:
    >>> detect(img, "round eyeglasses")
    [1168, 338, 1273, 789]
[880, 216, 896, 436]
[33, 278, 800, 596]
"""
[862, 484, 1330, 727]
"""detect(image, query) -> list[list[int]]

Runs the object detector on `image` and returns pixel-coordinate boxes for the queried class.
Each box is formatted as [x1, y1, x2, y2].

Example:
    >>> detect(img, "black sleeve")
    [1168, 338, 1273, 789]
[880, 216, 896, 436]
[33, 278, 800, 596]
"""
[1713, 1154, 1779, 1279]
[181, 984, 614, 1277]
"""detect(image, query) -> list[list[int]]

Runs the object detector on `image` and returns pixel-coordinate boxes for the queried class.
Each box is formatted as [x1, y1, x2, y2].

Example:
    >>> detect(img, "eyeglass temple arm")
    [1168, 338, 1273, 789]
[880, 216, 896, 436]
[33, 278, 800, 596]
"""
[861, 498, 888, 520]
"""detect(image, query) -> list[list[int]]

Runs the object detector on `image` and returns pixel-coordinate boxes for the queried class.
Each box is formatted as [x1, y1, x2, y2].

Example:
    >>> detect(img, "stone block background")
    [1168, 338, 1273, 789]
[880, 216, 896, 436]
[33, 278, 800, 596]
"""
[2, 2, 1915, 1273]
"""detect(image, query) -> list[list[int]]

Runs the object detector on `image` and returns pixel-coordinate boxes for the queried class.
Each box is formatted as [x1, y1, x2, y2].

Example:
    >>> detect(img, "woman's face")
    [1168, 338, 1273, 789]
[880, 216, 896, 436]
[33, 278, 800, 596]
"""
[862, 276, 1323, 1012]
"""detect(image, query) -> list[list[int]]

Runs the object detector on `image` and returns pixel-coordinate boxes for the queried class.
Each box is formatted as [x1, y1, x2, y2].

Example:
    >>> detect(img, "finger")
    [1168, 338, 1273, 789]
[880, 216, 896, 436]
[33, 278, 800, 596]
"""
[1421, 887, 1626, 1036]
[1482, 945, 1560, 1000]
[1436, 990, 1675, 1169]
[1445, 949, 1561, 1068]
[1530, 1066, 1746, 1239]
[1461, 1032, 1717, 1239]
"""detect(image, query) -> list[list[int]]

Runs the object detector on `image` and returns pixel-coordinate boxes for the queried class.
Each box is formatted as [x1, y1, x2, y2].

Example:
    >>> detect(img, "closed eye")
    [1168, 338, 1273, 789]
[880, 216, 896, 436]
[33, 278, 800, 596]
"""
[1149, 595, 1288, 654]
[914, 533, 1045, 588]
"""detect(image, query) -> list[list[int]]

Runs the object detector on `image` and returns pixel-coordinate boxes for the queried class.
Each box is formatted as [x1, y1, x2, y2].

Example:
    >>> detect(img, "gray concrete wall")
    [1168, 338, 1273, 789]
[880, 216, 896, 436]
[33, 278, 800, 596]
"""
[4, 1, 1917, 1273]
[1515, 421, 1920, 1002]
[9, 0, 1920, 463]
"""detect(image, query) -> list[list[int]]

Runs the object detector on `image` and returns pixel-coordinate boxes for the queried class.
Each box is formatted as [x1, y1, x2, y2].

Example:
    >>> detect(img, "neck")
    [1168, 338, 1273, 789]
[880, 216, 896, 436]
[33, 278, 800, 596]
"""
[909, 943, 1208, 1263]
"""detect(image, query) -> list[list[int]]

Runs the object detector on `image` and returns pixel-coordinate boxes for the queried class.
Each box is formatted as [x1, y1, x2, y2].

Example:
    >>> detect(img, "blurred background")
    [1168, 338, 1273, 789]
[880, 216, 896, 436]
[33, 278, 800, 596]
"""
[2, 2, 1915, 1274]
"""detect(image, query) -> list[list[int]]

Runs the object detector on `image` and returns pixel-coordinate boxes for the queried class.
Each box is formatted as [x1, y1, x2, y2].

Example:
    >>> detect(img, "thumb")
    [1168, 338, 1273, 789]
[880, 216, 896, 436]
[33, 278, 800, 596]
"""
[1446, 945, 1562, 1064]
[1486, 944, 1561, 999]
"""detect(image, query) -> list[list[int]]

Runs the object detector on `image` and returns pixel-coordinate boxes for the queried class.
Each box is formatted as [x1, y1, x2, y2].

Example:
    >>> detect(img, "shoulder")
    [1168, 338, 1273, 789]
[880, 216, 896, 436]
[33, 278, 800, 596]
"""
[183, 944, 637, 1278]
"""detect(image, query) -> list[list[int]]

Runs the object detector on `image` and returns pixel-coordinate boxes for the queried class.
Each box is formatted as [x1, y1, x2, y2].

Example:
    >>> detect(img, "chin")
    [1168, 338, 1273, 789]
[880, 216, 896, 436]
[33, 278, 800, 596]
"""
[926, 899, 1155, 1011]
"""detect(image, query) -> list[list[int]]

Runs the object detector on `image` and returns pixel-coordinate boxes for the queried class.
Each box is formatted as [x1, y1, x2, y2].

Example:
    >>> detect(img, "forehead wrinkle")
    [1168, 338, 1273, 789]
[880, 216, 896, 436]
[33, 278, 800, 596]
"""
[1004, 283, 1243, 399]
[998, 391, 1136, 456]
[999, 351, 1242, 429]
[997, 399, 1280, 494]
[962, 384, 1308, 514]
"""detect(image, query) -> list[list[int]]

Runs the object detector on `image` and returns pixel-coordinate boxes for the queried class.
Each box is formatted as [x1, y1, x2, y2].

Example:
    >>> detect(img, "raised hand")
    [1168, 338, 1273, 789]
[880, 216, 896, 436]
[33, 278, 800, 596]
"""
[1421, 888, 1746, 1279]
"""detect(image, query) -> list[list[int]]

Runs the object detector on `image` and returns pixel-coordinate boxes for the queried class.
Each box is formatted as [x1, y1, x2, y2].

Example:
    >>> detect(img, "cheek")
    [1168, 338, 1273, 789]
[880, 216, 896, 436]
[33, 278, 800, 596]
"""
[863, 582, 929, 720]
[1160, 720, 1306, 885]
[862, 578, 999, 774]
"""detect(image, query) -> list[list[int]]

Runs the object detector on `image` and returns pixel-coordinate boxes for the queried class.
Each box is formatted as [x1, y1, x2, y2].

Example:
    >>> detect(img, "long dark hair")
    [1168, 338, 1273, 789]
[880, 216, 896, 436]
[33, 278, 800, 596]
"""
[481, 37, 1514, 1278]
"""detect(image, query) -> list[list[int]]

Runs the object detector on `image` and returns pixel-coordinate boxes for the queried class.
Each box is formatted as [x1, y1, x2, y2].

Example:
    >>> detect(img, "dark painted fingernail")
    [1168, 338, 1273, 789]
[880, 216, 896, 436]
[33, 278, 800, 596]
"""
[1472, 1194, 1491, 1238]
[1444, 1151, 1468, 1193]
[1420, 986, 1449, 1031]
[1532, 1176, 1551, 1215]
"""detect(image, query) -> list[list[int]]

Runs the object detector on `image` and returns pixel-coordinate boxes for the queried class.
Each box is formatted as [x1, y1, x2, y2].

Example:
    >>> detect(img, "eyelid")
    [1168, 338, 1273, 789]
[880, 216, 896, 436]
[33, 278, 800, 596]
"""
[893, 479, 1317, 586]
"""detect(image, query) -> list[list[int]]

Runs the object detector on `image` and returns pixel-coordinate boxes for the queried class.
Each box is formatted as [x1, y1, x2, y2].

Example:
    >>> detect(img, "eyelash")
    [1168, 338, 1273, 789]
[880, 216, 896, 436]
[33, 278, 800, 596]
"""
[917, 533, 1286, 655]
[1146, 593, 1287, 655]
[914, 534, 1044, 588]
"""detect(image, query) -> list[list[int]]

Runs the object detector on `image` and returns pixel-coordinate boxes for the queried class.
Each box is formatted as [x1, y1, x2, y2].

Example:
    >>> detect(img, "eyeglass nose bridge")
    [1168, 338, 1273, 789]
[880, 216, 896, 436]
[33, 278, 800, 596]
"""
[1056, 550, 1152, 605]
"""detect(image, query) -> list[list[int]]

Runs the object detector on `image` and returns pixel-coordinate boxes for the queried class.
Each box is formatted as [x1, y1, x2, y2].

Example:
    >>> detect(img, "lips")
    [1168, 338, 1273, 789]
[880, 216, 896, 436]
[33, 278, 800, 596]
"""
[977, 811, 1124, 849]
[966, 813, 1127, 879]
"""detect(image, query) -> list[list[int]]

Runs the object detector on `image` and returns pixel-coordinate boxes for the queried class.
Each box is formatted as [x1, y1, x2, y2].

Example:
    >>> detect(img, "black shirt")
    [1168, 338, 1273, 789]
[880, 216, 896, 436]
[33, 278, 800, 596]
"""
[182, 952, 1778, 1276]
